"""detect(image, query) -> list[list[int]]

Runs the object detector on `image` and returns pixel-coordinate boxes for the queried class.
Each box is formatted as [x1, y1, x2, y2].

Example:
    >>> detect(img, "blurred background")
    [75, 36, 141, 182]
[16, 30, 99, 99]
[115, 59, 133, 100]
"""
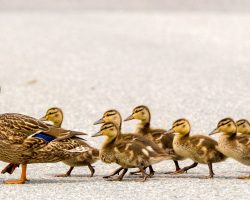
[0, 0, 249, 132]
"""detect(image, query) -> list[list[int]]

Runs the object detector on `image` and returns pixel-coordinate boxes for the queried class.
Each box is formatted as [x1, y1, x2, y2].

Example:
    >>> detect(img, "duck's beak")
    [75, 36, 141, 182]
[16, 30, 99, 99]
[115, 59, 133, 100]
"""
[209, 128, 220, 135]
[93, 118, 104, 125]
[164, 128, 175, 135]
[39, 116, 47, 121]
[92, 131, 102, 137]
[124, 114, 134, 121]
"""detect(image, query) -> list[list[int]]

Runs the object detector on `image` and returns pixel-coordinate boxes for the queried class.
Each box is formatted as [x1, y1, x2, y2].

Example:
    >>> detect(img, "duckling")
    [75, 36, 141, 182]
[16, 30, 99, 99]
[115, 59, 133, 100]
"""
[236, 119, 250, 136]
[210, 118, 250, 179]
[39, 107, 99, 177]
[94, 109, 164, 177]
[166, 118, 226, 178]
[124, 105, 182, 173]
[92, 122, 173, 181]
[0, 113, 89, 184]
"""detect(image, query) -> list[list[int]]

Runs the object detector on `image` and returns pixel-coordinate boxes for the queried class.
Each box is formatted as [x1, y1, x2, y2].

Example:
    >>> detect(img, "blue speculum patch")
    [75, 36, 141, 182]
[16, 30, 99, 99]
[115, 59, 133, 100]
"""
[33, 133, 55, 142]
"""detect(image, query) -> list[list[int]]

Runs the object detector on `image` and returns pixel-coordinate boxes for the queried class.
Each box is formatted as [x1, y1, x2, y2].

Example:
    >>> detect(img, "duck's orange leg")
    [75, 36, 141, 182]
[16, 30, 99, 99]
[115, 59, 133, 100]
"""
[4, 164, 28, 184]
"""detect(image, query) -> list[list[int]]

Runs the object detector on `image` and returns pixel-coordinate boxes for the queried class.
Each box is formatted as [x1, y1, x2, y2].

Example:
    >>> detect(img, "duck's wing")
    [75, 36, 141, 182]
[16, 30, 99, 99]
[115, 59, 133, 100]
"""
[0, 113, 49, 136]
[0, 113, 87, 141]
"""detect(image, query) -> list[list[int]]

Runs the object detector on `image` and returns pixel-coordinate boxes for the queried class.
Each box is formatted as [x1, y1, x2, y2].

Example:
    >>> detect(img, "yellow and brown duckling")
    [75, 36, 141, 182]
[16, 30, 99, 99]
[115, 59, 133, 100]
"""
[0, 112, 89, 184]
[210, 118, 250, 179]
[92, 122, 173, 181]
[236, 119, 250, 136]
[166, 118, 226, 178]
[39, 107, 99, 177]
[124, 105, 182, 173]
[94, 109, 166, 177]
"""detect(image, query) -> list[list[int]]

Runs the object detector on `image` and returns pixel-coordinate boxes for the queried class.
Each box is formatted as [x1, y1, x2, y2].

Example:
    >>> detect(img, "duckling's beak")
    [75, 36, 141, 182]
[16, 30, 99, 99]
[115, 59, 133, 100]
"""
[92, 131, 102, 137]
[124, 114, 134, 121]
[39, 116, 47, 121]
[209, 128, 220, 135]
[164, 128, 175, 135]
[93, 118, 104, 125]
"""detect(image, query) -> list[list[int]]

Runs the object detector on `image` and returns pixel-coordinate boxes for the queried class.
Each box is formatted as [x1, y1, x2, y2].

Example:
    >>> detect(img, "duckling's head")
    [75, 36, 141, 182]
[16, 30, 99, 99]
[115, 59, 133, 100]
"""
[93, 110, 121, 128]
[210, 118, 237, 136]
[124, 105, 151, 123]
[40, 107, 63, 128]
[92, 122, 119, 138]
[236, 119, 250, 135]
[167, 118, 191, 136]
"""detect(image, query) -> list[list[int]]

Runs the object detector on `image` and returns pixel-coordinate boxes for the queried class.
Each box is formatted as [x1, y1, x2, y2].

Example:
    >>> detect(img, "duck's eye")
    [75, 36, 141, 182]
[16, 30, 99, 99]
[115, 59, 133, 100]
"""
[141, 111, 145, 115]
[228, 124, 231, 127]
[243, 125, 246, 128]
[182, 125, 185, 128]
[55, 114, 58, 117]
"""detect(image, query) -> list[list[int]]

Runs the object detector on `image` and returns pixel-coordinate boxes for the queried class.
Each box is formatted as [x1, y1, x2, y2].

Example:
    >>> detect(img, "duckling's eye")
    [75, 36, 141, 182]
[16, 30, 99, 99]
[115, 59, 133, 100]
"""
[55, 114, 58, 117]
[141, 111, 145, 115]
[228, 124, 231, 127]
[243, 125, 246, 128]
[182, 125, 185, 128]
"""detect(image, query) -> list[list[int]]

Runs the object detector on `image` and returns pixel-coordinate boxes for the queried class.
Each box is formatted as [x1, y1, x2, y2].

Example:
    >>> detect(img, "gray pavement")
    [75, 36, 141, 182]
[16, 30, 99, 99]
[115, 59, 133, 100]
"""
[0, 9, 250, 200]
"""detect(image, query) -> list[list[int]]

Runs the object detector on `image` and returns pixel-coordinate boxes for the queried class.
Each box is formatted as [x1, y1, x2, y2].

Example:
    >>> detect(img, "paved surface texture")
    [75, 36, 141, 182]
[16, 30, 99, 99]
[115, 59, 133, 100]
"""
[0, 10, 250, 200]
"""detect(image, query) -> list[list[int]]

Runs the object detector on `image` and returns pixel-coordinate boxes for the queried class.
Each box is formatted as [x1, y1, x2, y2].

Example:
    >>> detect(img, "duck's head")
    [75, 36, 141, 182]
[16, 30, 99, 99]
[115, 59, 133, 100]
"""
[236, 119, 250, 135]
[124, 105, 151, 123]
[209, 118, 237, 136]
[40, 107, 63, 128]
[93, 109, 121, 128]
[165, 118, 191, 136]
[92, 122, 118, 138]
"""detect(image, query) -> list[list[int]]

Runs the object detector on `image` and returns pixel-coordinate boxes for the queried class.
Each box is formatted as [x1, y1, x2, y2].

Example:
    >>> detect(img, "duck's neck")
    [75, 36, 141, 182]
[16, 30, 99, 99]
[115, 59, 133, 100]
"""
[53, 120, 62, 128]
[136, 120, 150, 135]
[102, 136, 117, 148]
[176, 132, 190, 139]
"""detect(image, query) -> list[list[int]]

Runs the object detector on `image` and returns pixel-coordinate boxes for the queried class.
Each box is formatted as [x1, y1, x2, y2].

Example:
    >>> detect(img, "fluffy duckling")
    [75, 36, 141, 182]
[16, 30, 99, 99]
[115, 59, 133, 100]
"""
[94, 109, 165, 177]
[236, 119, 250, 136]
[166, 118, 226, 178]
[92, 122, 173, 181]
[39, 107, 99, 177]
[124, 105, 182, 173]
[210, 118, 250, 179]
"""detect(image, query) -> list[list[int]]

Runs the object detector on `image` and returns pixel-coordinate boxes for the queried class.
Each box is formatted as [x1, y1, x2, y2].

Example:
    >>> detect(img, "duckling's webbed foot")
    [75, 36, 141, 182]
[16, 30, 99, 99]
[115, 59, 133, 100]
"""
[87, 163, 95, 177]
[129, 170, 141, 175]
[165, 160, 181, 174]
[107, 169, 128, 181]
[137, 168, 150, 182]
[103, 167, 123, 179]
[55, 166, 74, 177]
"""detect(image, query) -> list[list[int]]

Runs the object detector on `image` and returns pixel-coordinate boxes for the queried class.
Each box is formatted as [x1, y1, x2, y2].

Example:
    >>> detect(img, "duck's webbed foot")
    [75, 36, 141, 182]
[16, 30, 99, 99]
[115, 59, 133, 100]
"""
[4, 164, 28, 184]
